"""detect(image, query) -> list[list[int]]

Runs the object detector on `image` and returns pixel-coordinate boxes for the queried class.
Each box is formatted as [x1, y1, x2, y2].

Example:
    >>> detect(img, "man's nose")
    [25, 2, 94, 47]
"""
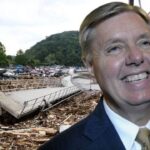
[125, 47, 144, 66]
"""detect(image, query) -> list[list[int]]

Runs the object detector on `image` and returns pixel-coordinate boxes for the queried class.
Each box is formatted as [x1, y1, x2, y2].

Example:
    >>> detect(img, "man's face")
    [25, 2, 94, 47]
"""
[90, 12, 150, 107]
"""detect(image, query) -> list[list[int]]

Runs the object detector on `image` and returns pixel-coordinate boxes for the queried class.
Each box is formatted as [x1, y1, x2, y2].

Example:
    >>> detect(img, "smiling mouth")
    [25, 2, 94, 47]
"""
[123, 72, 149, 82]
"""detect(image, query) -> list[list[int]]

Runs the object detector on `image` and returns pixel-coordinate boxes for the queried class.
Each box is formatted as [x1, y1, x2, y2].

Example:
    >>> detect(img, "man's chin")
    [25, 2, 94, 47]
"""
[126, 99, 150, 106]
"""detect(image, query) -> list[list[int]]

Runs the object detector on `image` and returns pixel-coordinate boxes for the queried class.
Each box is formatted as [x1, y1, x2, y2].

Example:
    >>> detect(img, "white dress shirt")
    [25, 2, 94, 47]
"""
[103, 100, 150, 150]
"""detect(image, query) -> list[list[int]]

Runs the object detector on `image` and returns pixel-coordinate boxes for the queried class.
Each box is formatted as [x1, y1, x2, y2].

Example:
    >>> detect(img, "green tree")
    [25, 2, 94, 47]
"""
[25, 31, 83, 66]
[0, 42, 8, 66]
[45, 53, 57, 65]
[7, 55, 15, 65]
[27, 58, 40, 67]
[15, 49, 27, 65]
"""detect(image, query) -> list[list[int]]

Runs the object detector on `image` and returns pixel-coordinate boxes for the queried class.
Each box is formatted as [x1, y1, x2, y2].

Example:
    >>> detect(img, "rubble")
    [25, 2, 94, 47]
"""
[0, 91, 100, 150]
[0, 77, 62, 92]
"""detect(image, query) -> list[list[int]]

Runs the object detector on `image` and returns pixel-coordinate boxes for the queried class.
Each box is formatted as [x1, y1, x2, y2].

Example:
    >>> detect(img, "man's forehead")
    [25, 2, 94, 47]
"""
[95, 12, 149, 33]
[99, 12, 143, 25]
[92, 12, 150, 46]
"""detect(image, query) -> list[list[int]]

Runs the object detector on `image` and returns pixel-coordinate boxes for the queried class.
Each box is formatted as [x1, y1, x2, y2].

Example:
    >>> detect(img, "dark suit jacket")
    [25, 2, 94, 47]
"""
[38, 98, 126, 150]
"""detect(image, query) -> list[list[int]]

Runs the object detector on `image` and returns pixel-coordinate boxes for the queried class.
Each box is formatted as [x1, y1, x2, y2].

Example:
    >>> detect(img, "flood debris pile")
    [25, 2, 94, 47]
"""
[0, 91, 100, 150]
[0, 77, 62, 92]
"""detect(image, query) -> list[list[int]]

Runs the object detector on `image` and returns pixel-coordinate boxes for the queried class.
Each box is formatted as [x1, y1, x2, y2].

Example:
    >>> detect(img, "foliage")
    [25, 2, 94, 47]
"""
[0, 42, 8, 66]
[25, 31, 83, 66]
[6, 55, 15, 65]
[1, 31, 83, 67]
[15, 49, 27, 65]
[45, 53, 57, 65]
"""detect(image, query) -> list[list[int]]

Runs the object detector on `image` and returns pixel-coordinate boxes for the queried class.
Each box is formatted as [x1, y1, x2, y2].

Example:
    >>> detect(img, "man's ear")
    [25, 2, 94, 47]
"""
[87, 63, 94, 75]
[82, 57, 94, 75]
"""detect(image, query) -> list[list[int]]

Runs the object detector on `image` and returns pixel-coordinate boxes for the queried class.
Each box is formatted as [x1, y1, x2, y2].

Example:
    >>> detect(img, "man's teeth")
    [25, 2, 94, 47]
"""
[124, 72, 148, 82]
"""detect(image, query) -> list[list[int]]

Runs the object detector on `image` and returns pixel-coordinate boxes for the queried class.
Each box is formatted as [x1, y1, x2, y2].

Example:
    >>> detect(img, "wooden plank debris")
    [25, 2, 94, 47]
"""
[0, 90, 100, 149]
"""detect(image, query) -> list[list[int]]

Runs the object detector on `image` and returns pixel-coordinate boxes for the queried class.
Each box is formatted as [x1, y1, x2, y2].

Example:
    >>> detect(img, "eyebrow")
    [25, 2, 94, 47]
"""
[105, 33, 150, 45]
[104, 39, 124, 47]
[136, 33, 150, 40]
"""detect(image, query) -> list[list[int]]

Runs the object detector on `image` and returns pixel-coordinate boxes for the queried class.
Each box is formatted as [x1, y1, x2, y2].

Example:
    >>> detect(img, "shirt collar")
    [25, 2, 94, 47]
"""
[145, 121, 150, 129]
[103, 100, 141, 150]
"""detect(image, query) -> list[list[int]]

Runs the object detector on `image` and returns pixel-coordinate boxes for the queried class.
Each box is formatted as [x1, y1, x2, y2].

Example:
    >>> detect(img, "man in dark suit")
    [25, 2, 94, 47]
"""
[39, 2, 150, 150]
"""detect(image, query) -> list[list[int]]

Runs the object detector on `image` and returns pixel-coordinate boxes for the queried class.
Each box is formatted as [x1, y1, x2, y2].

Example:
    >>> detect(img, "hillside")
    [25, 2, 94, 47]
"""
[25, 31, 83, 66]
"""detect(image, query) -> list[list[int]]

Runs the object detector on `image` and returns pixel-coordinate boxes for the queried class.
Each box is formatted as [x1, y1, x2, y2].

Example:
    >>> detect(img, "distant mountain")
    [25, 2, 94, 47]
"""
[25, 31, 83, 66]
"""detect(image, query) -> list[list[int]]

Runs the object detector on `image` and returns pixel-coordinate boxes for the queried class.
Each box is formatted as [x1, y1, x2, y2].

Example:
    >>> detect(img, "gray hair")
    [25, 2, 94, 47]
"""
[79, 2, 150, 64]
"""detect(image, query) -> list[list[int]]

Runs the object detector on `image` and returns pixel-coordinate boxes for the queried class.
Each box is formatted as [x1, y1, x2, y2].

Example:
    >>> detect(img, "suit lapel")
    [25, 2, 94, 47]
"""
[83, 97, 126, 150]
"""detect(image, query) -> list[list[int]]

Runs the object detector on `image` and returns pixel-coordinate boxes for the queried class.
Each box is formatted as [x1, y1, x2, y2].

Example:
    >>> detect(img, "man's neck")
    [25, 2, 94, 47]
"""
[106, 100, 150, 126]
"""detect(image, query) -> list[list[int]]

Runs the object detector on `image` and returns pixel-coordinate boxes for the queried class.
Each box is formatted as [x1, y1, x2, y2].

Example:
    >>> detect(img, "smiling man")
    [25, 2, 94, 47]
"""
[90, 11, 150, 122]
[39, 2, 150, 150]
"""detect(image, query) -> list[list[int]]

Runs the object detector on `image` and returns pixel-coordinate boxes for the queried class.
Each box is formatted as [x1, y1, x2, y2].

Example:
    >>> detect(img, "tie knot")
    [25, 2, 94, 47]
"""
[136, 128, 150, 150]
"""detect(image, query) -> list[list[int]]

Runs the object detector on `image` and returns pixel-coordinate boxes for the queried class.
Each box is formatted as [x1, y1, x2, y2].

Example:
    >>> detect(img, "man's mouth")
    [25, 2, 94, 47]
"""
[123, 72, 149, 82]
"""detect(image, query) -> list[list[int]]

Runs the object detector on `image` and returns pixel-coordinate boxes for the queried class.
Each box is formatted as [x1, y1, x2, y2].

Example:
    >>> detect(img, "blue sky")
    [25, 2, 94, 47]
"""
[0, 0, 148, 55]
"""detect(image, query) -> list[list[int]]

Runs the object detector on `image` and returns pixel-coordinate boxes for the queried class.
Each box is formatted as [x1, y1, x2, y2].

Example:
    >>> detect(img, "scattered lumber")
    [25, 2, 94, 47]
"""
[0, 91, 100, 149]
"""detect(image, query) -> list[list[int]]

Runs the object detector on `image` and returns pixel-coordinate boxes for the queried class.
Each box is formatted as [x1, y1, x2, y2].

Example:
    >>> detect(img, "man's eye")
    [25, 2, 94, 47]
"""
[139, 40, 150, 49]
[142, 41, 150, 46]
[107, 46, 121, 53]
